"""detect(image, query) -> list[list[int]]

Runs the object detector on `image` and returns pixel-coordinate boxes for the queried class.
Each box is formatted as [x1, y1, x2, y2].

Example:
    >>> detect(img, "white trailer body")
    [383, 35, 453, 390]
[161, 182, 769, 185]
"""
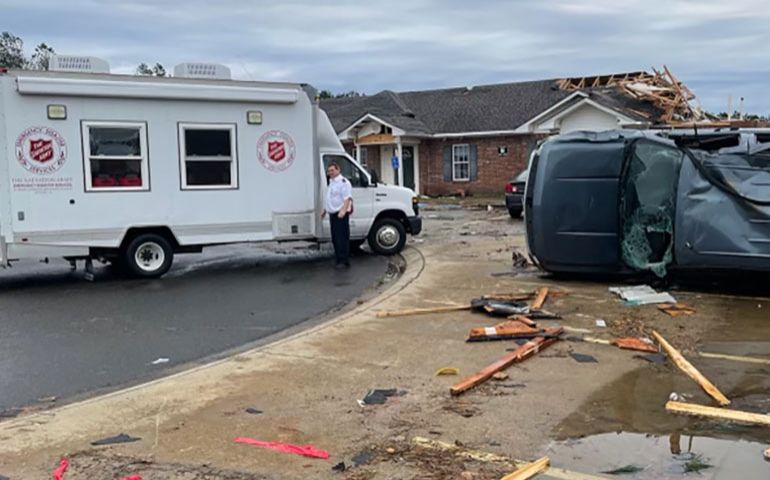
[0, 62, 421, 277]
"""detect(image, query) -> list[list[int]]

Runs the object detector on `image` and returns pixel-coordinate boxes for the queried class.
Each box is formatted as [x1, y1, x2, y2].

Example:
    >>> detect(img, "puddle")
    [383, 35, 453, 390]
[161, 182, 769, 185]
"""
[547, 432, 769, 479]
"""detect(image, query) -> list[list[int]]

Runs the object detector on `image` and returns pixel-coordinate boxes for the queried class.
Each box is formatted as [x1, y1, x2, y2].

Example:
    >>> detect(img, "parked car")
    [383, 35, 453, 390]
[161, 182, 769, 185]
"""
[525, 129, 770, 277]
[505, 169, 527, 218]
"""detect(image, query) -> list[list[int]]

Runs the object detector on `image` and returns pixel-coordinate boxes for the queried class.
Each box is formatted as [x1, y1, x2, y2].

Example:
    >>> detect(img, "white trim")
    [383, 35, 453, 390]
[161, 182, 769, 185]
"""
[338, 113, 406, 140]
[451, 144, 470, 182]
[557, 98, 638, 125]
[513, 91, 589, 133]
[434, 129, 526, 138]
[178, 123, 238, 190]
[82, 121, 149, 192]
[16, 77, 299, 103]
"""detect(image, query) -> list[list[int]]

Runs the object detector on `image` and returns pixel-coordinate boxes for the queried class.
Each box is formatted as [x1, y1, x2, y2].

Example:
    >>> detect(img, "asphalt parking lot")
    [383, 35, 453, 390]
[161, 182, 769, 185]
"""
[0, 243, 389, 414]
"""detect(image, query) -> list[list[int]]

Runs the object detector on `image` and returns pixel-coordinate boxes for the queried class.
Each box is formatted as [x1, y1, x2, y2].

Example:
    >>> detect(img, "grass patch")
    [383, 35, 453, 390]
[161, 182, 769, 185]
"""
[684, 454, 713, 473]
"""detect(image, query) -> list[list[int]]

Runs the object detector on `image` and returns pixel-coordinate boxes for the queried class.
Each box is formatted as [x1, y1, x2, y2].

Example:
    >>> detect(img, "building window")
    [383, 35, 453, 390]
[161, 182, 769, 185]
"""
[82, 121, 149, 191]
[357, 147, 368, 167]
[179, 123, 238, 189]
[452, 144, 470, 181]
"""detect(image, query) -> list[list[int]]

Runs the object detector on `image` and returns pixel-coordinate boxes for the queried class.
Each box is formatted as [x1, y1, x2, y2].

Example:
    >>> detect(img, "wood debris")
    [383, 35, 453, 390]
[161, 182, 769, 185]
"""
[467, 320, 543, 342]
[530, 287, 549, 310]
[652, 331, 730, 406]
[507, 315, 537, 328]
[451, 328, 563, 396]
[501, 456, 550, 480]
[666, 401, 770, 426]
[658, 303, 696, 317]
[698, 351, 770, 367]
[376, 304, 470, 318]
[612, 337, 658, 353]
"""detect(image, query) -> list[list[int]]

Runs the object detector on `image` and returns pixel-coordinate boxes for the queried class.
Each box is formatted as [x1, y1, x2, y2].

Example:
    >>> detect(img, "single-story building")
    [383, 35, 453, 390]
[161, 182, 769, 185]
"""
[321, 70, 704, 196]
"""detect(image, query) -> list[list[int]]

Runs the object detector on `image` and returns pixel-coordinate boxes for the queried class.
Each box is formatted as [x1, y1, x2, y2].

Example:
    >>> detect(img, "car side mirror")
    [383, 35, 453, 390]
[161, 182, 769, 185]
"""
[368, 168, 380, 186]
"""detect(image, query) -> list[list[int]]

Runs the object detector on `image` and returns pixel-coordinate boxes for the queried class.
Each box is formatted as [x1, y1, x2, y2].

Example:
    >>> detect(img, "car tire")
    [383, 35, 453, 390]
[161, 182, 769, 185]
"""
[508, 207, 523, 218]
[123, 233, 174, 278]
[367, 218, 407, 255]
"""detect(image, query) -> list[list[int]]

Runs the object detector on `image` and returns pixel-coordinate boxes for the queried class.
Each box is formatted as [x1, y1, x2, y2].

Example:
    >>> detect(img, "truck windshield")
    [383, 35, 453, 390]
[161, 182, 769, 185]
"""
[620, 140, 683, 277]
[323, 155, 368, 187]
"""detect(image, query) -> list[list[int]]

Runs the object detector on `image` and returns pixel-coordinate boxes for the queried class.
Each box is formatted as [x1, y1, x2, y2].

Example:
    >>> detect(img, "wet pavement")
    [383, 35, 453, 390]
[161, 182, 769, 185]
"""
[0, 243, 390, 413]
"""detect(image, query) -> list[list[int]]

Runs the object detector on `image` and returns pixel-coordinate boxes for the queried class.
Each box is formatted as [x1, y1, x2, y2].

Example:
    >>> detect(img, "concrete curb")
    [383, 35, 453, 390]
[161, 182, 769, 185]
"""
[0, 247, 425, 454]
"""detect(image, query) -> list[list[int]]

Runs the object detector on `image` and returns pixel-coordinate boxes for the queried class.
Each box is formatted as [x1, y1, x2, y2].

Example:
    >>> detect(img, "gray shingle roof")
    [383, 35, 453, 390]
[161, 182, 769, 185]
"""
[320, 79, 665, 135]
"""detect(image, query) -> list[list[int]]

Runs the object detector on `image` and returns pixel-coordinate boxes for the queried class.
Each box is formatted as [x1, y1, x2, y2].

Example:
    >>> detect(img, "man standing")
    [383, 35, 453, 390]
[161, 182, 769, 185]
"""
[322, 162, 353, 268]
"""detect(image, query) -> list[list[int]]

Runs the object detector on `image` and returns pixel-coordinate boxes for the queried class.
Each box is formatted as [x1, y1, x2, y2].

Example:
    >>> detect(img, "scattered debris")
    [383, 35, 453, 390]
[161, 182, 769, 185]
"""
[570, 352, 598, 363]
[653, 330, 730, 406]
[467, 321, 543, 342]
[442, 401, 480, 418]
[361, 388, 404, 405]
[121, 476, 143, 480]
[612, 337, 657, 353]
[530, 287, 549, 310]
[376, 305, 470, 317]
[150, 357, 170, 365]
[90, 433, 142, 446]
[351, 450, 374, 466]
[37, 395, 58, 403]
[666, 401, 770, 426]
[233, 437, 330, 459]
[435, 367, 460, 376]
[508, 315, 537, 328]
[595, 319, 607, 328]
[698, 351, 770, 366]
[609, 285, 676, 305]
[52, 458, 69, 480]
[492, 372, 509, 381]
[658, 303, 696, 317]
[482, 293, 535, 302]
[451, 328, 562, 395]
[683, 454, 713, 473]
[601, 464, 644, 475]
[331, 462, 346, 472]
[527, 310, 562, 320]
[245, 407, 263, 415]
[501, 456, 550, 480]
[475, 300, 530, 317]
[511, 249, 529, 269]
[635, 353, 667, 364]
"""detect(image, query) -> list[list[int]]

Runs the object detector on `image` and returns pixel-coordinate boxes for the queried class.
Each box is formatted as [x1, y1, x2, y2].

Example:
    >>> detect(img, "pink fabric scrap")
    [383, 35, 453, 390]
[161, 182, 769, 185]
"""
[121, 476, 143, 480]
[52, 458, 69, 480]
[234, 437, 330, 459]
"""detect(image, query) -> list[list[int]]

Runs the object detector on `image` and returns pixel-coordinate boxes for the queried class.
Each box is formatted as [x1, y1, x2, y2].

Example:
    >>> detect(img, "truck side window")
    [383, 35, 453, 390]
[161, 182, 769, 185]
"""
[323, 155, 366, 187]
[179, 123, 238, 189]
[82, 121, 149, 191]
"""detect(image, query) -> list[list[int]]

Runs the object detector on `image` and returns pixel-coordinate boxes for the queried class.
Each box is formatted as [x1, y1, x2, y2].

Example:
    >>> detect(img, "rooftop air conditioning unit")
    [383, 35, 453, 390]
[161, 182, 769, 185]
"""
[173, 63, 231, 80]
[49, 55, 110, 74]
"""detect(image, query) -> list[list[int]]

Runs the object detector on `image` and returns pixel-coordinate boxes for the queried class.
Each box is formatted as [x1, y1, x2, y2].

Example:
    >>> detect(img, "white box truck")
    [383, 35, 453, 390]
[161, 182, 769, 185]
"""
[0, 56, 421, 277]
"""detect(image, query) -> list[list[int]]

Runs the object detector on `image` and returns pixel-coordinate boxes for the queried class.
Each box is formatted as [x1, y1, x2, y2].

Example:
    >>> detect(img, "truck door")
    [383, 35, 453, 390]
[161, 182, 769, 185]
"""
[321, 154, 374, 239]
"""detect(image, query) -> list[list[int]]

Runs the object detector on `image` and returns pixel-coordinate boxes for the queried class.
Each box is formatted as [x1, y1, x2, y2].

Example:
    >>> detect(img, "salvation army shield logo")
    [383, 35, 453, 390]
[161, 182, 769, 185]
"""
[15, 127, 67, 175]
[258, 130, 295, 172]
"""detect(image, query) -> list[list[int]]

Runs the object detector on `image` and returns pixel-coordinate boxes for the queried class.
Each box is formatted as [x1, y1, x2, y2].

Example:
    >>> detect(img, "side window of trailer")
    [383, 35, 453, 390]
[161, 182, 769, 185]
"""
[178, 123, 238, 189]
[82, 121, 149, 191]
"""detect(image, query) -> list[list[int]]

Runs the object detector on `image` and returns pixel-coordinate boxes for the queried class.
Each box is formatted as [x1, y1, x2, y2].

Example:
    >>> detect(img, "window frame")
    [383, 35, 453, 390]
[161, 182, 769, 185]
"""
[323, 154, 368, 188]
[452, 143, 470, 182]
[357, 147, 368, 168]
[81, 120, 150, 192]
[178, 122, 239, 190]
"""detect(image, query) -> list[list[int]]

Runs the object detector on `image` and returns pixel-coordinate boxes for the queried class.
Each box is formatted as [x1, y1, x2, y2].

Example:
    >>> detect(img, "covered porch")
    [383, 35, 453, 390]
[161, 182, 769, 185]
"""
[339, 113, 423, 194]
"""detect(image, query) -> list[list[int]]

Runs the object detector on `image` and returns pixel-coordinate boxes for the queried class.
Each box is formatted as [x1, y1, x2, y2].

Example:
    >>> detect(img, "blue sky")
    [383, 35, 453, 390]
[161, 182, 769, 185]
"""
[2, 0, 769, 114]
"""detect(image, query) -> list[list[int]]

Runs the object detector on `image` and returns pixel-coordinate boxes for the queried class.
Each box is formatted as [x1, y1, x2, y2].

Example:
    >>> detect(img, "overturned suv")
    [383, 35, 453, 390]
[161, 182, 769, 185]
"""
[525, 129, 770, 277]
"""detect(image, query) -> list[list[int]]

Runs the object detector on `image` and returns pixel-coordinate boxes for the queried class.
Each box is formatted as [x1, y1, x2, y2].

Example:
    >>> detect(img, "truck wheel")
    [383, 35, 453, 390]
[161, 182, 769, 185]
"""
[123, 233, 174, 278]
[508, 207, 522, 218]
[367, 218, 406, 255]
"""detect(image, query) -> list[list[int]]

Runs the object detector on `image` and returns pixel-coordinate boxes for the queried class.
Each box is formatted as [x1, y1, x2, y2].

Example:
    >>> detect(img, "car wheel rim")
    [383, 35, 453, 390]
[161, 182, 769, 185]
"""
[134, 242, 165, 272]
[376, 225, 400, 249]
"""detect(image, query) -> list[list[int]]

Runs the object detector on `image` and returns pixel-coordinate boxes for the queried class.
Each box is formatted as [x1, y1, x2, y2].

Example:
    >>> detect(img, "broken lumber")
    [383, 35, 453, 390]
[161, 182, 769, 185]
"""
[482, 293, 535, 302]
[467, 321, 543, 342]
[530, 287, 549, 310]
[657, 303, 696, 317]
[698, 351, 770, 367]
[652, 331, 730, 406]
[501, 456, 550, 480]
[507, 315, 537, 327]
[613, 337, 658, 353]
[666, 401, 770, 426]
[451, 328, 562, 395]
[376, 305, 470, 318]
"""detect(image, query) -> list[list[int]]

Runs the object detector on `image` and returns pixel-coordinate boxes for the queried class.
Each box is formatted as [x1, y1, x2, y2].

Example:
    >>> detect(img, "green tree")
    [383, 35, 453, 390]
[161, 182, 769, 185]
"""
[29, 42, 55, 70]
[318, 90, 334, 99]
[0, 32, 26, 69]
[136, 62, 167, 76]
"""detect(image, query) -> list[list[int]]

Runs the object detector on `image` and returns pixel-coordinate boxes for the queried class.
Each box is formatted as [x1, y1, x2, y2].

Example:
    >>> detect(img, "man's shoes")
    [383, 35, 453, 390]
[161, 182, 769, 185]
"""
[334, 262, 351, 270]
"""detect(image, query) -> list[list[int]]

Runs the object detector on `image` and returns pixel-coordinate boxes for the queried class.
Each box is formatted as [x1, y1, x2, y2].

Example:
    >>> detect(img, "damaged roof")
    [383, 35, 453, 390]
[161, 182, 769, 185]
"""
[321, 69, 696, 136]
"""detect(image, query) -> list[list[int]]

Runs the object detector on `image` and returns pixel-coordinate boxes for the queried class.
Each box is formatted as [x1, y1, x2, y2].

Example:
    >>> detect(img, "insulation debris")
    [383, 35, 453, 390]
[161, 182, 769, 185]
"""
[609, 285, 676, 305]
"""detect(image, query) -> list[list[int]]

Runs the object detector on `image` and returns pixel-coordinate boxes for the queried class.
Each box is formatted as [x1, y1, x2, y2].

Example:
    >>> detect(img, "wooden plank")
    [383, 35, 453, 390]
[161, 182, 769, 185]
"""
[613, 337, 658, 353]
[467, 321, 543, 342]
[652, 331, 731, 406]
[698, 352, 770, 367]
[530, 288, 549, 310]
[666, 401, 770, 426]
[451, 328, 562, 395]
[376, 305, 470, 318]
[482, 293, 535, 302]
[501, 456, 550, 480]
[507, 315, 537, 328]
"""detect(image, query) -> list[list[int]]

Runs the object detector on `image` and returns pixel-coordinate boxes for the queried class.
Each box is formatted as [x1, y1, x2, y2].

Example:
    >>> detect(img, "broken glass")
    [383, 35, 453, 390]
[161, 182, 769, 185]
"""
[620, 141, 683, 277]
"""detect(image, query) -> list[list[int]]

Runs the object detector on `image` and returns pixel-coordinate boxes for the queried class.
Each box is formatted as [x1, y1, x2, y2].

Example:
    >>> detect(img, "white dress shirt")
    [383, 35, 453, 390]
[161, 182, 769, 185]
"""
[326, 175, 353, 213]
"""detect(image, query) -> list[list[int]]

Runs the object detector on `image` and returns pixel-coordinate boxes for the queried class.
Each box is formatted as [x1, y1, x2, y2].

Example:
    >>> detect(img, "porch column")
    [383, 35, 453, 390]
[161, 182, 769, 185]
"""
[355, 143, 361, 163]
[396, 136, 404, 186]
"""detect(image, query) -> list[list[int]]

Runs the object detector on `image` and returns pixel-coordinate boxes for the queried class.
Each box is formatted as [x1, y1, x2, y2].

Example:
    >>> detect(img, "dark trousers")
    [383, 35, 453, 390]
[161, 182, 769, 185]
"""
[329, 213, 350, 265]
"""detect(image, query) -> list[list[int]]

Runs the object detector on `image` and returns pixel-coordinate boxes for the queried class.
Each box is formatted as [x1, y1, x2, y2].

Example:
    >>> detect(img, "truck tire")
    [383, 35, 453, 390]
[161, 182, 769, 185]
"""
[508, 207, 522, 218]
[367, 218, 406, 255]
[123, 233, 174, 278]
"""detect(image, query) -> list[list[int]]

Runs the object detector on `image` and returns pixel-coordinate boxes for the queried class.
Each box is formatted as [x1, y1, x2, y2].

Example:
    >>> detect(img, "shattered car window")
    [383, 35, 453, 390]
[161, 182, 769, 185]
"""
[620, 141, 683, 277]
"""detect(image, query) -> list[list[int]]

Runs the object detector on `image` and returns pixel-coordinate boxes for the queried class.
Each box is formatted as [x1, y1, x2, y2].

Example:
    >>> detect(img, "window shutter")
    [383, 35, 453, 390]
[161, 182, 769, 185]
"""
[469, 144, 478, 181]
[443, 145, 452, 182]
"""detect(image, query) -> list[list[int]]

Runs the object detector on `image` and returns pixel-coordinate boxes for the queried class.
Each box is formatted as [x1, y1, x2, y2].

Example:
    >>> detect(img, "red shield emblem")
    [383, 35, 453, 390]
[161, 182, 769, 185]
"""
[29, 138, 54, 163]
[267, 141, 285, 162]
